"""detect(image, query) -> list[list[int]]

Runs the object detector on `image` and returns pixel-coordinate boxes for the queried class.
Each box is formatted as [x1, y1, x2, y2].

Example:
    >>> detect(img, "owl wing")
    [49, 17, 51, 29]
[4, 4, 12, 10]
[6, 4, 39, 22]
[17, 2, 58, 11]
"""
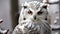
[12, 22, 32, 34]
[12, 25, 23, 34]
[41, 21, 51, 34]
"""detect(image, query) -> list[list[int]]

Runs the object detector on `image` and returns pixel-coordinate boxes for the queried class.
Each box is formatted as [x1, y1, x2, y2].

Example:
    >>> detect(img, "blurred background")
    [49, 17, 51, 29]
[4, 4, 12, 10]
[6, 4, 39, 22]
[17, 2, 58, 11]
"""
[0, 0, 60, 34]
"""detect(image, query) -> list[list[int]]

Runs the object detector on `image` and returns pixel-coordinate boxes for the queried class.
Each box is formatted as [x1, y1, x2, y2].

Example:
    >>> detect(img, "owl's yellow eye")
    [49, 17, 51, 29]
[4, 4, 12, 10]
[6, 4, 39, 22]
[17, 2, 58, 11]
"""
[28, 10, 33, 15]
[37, 11, 43, 15]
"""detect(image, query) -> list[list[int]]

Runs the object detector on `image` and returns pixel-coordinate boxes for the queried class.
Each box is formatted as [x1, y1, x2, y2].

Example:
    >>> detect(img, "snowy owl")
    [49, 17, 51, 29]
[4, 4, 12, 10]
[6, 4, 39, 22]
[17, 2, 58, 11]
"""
[12, 1, 51, 34]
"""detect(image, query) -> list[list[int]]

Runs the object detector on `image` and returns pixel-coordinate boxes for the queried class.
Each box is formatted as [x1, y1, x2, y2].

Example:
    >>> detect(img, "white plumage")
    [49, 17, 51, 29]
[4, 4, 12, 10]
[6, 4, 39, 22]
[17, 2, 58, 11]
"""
[12, 1, 51, 34]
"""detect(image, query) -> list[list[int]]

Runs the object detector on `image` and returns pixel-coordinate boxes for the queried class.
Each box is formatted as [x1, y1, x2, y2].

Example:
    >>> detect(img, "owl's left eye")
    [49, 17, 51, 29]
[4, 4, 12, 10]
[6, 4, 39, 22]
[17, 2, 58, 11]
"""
[28, 10, 33, 15]
[37, 11, 43, 15]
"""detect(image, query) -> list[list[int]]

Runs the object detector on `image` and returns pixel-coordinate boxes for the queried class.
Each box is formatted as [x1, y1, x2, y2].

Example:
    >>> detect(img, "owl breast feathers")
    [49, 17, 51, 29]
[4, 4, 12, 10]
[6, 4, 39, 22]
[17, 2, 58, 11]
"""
[12, 1, 51, 34]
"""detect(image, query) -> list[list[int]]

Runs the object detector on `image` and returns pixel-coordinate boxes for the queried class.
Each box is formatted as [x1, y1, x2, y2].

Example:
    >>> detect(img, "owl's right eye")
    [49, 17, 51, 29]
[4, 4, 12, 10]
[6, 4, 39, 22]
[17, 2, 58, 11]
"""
[28, 10, 33, 15]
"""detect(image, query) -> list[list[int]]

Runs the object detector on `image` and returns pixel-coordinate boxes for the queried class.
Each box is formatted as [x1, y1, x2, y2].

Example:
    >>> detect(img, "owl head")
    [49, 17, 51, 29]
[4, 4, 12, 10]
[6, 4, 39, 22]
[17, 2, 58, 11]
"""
[19, 1, 49, 24]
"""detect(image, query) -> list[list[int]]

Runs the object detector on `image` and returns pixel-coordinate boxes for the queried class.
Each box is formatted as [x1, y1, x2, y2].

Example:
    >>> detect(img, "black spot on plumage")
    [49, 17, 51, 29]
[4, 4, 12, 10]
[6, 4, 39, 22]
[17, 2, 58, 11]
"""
[24, 6, 27, 9]
[45, 18, 47, 20]
[23, 18, 26, 20]
[43, 6, 47, 9]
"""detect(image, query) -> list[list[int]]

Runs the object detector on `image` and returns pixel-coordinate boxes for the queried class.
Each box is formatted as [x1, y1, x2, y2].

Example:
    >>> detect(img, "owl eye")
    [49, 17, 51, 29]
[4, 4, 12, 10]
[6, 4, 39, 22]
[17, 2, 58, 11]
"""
[28, 10, 33, 15]
[37, 11, 43, 15]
